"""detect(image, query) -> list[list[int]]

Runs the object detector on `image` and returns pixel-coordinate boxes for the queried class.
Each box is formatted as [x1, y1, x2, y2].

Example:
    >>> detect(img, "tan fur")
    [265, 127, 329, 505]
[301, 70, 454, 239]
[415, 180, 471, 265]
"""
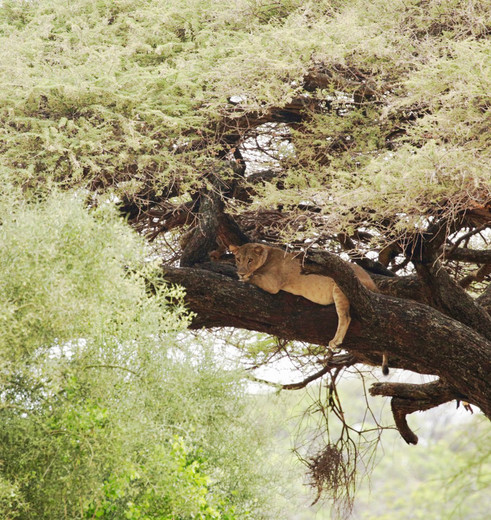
[230, 243, 377, 350]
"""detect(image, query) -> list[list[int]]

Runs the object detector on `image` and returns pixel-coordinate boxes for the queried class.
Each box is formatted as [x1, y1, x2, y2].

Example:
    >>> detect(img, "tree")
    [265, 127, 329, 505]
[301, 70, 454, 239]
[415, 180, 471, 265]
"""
[1, 0, 490, 514]
[0, 193, 283, 519]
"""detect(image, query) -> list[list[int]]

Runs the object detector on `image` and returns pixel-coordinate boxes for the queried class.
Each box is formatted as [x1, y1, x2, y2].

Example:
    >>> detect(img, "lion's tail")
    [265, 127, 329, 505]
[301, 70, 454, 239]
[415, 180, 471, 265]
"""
[382, 352, 389, 375]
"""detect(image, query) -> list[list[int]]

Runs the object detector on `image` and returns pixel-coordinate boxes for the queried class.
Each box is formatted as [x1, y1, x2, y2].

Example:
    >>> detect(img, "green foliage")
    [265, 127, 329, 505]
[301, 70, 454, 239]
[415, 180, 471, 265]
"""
[245, 1, 491, 235]
[0, 192, 280, 519]
[83, 436, 236, 520]
[1, 0, 489, 230]
[0, 0, 312, 198]
[0, 191, 187, 362]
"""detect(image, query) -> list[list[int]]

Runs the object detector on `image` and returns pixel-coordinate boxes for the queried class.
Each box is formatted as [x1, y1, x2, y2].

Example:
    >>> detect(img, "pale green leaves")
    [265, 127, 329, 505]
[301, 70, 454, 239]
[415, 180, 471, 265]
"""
[0, 191, 189, 362]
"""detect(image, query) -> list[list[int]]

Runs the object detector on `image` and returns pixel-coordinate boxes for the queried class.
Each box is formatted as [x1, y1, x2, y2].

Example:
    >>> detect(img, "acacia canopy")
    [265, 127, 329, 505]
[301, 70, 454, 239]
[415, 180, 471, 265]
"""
[1, 0, 491, 495]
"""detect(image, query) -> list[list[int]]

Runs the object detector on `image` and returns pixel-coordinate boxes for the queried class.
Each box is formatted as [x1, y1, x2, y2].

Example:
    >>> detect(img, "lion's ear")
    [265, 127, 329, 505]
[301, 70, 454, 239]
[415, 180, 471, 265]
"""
[254, 245, 264, 255]
[229, 244, 239, 254]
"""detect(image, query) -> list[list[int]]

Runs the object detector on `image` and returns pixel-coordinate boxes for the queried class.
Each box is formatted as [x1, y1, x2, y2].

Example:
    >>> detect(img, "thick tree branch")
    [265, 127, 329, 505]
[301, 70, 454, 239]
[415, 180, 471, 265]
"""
[180, 164, 242, 266]
[444, 222, 490, 256]
[338, 233, 396, 277]
[444, 246, 491, 264]
[413, 259, 491, 342]
[162, 264, 491, 420]
[372, 274, 429, 304]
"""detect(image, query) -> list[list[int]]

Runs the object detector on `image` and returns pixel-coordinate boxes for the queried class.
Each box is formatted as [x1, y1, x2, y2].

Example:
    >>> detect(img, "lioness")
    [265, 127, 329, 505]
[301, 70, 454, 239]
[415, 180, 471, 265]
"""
[230, 243, 386, 370]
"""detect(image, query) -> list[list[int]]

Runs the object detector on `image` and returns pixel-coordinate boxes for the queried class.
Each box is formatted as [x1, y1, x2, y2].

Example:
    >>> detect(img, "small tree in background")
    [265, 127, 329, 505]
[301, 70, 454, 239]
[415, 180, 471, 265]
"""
[0, 192, 282, 519]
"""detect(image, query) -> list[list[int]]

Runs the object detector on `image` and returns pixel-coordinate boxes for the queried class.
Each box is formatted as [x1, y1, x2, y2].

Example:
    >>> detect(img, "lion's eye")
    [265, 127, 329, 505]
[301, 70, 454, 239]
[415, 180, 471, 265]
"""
[247, 258, 252, 264]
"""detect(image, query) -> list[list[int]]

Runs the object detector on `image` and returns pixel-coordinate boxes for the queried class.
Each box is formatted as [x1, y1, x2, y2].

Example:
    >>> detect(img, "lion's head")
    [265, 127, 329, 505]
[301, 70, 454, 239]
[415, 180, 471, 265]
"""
[229, 243, 269, 281]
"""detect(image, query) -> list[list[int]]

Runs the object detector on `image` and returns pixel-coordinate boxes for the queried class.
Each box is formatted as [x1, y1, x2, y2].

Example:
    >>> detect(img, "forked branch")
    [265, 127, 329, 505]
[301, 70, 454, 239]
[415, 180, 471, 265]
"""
[369, 380, 461, 444]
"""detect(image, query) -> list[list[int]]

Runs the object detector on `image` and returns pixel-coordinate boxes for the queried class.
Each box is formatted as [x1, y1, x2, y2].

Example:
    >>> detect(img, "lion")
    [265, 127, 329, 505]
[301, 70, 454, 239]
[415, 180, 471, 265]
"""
[230, 242, 388, 373]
